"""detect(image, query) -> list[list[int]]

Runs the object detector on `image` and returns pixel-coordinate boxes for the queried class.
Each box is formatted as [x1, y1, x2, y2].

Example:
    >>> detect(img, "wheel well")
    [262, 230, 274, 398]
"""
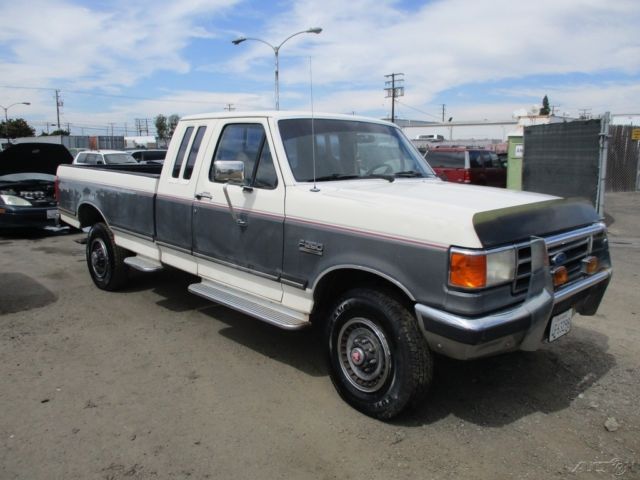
[311, 268, 414, 323]
[78, 204, 106, 228]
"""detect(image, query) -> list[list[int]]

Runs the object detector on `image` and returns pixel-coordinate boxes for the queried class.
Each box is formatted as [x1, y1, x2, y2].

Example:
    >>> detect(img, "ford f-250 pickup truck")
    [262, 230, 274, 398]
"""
[56, 111, 611, 419]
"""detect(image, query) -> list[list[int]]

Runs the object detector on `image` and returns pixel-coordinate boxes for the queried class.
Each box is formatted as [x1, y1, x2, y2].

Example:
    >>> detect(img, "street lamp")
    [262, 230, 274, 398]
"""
[1, 102, 31, 145]
[232, 28, 322, 110]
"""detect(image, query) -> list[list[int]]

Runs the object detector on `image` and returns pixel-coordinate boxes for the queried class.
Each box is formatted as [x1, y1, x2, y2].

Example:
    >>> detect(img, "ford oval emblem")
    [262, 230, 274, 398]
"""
[551, 252, 567, 266]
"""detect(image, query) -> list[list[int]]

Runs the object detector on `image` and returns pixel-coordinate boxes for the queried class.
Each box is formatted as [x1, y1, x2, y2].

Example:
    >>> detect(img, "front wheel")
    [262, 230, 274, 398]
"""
[86, 222, 129, 291]
[326, 288, 433, 419]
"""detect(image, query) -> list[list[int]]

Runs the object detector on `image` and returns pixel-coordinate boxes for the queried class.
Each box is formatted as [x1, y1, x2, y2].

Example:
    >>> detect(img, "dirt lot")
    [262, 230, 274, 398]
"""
[1, 193, 639, 480]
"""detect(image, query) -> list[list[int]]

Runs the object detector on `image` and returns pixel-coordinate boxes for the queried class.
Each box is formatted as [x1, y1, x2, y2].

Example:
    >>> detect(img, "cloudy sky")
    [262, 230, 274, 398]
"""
[0, 0, 639, 135]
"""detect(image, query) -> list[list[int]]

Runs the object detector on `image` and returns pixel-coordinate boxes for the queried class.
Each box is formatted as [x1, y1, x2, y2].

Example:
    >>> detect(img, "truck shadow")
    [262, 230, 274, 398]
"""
[138, 269, 616, 426]
[396, 326, 616, 427]
[208, 307, 327, 378]
[133, 268, 326, 377]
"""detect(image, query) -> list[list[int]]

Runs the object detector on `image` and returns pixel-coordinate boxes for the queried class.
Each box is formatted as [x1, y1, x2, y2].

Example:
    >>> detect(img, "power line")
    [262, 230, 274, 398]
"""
[0, 84, 262, 108]
[394, 100, 442, 120]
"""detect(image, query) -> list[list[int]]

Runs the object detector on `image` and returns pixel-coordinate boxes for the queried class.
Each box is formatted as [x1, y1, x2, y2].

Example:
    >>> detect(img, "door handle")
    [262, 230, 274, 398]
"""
[195, 191, 212, 200]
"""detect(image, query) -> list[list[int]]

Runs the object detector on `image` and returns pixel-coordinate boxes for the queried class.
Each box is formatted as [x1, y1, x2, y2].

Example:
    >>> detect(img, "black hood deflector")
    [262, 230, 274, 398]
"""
[0, 143, 73, 176]
[473, 198, 601, 248]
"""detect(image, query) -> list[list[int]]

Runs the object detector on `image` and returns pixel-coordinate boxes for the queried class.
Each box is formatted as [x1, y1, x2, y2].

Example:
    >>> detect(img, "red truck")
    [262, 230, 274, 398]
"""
[424, 146, 507, 187]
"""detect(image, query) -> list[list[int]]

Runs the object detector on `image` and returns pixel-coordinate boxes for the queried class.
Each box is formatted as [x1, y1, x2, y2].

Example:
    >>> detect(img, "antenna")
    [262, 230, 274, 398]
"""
[309, 56, 319, 192]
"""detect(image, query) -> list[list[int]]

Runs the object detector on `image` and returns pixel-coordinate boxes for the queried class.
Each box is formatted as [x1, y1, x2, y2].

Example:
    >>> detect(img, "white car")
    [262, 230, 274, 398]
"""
[73, 150, 137, 165]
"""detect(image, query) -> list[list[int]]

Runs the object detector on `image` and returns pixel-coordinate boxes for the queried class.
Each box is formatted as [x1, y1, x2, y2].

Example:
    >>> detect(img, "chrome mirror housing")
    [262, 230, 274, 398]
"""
[214, 161, 245, 183]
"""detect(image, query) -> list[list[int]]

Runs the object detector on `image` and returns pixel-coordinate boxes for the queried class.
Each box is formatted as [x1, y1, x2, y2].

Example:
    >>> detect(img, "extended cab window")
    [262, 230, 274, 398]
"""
[172, 127, 194, 178]
[210, 124, 277, 189]
[183, 126, 206, 180]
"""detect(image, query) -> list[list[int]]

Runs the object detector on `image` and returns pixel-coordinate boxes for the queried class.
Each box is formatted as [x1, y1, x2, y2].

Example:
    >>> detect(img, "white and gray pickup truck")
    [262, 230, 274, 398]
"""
[57, 111, 611, 419]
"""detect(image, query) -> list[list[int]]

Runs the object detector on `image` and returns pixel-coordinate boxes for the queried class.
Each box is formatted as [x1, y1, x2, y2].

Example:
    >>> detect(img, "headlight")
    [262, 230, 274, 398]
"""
[449, 247, 516, 289]
[0, 194, 32, 206]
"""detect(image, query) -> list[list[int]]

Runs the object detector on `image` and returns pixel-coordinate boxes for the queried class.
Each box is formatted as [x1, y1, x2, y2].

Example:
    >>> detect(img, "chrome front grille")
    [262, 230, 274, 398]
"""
[513, 245, 532, 294]
[512, 223, 607, 295]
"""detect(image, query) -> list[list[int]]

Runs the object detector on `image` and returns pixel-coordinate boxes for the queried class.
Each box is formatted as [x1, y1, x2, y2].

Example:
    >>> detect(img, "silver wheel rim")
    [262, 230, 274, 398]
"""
[90, 238, 109, 280]
[337, 317, 391, 393]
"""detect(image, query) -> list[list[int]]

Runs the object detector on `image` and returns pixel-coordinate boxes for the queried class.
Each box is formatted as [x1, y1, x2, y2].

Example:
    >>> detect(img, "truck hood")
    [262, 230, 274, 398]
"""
[0, 143, 73, 176]
[285, 179, 599, 249]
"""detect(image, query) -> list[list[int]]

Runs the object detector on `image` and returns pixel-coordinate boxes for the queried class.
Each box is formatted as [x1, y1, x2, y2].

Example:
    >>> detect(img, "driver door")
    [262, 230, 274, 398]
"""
[192, 120, 285, 301]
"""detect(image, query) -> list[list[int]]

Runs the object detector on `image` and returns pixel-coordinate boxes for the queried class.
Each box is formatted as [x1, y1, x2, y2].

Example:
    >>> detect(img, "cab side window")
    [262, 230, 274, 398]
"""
[183, 126, 207, 180]
[172, 127, 194, 178]
[210, 124, 278, 189]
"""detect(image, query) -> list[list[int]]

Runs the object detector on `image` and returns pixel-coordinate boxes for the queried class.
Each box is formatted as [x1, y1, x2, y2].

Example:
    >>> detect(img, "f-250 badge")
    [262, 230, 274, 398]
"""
[299, 239, 324, 256]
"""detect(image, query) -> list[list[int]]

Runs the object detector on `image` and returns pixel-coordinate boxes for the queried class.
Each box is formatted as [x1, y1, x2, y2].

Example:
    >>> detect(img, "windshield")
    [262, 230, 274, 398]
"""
[104, 153, 137, 164]
[278, 119, 435, 182]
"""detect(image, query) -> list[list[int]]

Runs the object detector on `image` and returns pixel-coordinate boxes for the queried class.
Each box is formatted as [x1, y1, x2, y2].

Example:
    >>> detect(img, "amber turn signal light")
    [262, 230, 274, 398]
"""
[582, 256, 599, 275]
[450, 252, 487, 289]
[552, 266, 568, 287]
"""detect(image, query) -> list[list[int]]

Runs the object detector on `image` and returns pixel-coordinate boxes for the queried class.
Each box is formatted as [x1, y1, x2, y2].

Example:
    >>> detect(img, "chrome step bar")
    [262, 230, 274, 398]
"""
[188, 281, 309, 331]
[124, 256, 164, 272]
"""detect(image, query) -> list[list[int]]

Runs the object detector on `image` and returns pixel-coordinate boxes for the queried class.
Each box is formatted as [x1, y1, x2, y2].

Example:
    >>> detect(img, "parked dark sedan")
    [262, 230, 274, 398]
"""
[0, 143, 72, 228]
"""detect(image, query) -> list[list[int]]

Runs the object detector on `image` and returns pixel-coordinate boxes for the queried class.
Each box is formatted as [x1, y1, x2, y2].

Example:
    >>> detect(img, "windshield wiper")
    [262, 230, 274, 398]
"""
[361, 174, 394, 182]
[312, 174, 360, 182]
[394, 170, 426, 178]
[311, 173, 394, 183]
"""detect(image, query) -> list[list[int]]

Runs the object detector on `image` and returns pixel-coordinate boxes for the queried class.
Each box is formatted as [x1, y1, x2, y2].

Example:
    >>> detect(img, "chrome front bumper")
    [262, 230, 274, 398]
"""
[415, 268, 612, 360]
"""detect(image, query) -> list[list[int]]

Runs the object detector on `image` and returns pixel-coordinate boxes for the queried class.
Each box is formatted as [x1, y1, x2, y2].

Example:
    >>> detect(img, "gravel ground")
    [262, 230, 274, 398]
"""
[1, 192, 639, 480]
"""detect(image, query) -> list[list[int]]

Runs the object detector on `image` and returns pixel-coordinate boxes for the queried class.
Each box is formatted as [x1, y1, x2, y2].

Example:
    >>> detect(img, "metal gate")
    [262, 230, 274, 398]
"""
[523, 119, 603, 210]
[607, 125, 640, 192]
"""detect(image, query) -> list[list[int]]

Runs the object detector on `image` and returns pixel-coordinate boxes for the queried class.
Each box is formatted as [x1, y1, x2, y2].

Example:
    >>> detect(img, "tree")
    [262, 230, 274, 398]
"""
[168, 114, 180, 138]
[540, 95, 550, 115]
[50, 129, 70, 136]
[1, 118, 35, 139]
[154, 114, 168, 141]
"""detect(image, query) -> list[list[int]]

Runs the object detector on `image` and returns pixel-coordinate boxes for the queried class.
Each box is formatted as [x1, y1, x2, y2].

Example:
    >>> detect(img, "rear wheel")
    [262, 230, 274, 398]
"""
[86, 222, 129, 291]
[326, 288, 433, 419]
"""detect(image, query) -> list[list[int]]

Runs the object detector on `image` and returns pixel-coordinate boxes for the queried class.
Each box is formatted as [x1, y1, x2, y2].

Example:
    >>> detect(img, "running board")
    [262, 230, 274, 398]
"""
[188, 281, 309, 330]
[124, 256, 164, 272]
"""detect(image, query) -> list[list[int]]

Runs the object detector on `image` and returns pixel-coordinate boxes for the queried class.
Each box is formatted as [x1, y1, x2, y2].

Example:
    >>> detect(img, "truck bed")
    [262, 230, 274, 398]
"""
[57, 164, 161, 238]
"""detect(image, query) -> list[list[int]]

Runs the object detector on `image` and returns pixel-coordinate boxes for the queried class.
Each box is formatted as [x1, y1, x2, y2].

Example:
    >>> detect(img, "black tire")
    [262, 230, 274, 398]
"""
[86, 222, 129, 291]
[326, 288, 433, 419]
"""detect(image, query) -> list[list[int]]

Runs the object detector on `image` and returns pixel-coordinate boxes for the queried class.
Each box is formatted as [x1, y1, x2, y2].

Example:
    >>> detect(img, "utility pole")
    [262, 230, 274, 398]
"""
[55, 90, 62, 130]
[135, 118, 149, 136]
[384, 73, 404, 124]
[578, 108, 592, 120]
[441, 104, 446, 122]
[224, 103, 235, 111]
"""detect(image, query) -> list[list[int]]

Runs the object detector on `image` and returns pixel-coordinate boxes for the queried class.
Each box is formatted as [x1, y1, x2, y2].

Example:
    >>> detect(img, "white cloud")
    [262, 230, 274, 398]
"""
[0, 0, 239, 90]
[1, 0, 639, 129]
[237, 0, 640, 114]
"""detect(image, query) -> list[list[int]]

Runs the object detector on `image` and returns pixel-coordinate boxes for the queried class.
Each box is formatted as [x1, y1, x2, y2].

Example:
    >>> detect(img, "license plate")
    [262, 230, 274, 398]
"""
[46, 209, 58, 220]
[549, 309, 573, 342]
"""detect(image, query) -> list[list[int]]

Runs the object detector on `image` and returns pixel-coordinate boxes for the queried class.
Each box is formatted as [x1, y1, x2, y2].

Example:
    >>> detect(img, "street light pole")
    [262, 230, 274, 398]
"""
[232, 28, 322, 110]
[0, 101, 30, 145]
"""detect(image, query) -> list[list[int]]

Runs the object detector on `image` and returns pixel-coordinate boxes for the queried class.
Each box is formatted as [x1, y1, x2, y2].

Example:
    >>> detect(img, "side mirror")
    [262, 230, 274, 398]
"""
[214, 160, 245, 183]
